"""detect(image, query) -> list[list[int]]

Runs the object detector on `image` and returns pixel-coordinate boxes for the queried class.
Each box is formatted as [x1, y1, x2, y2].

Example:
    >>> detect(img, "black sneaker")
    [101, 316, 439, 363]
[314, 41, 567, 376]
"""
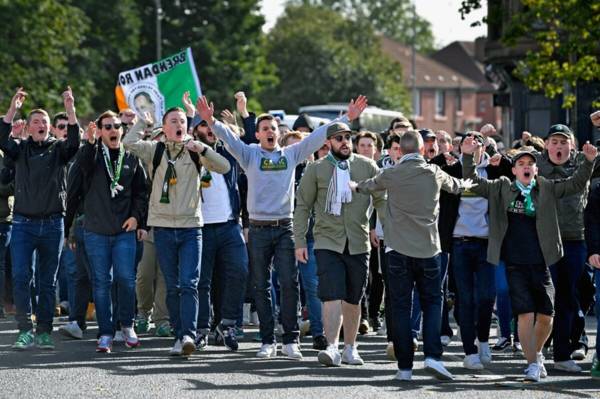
[312, 335, 328, 350]
[492, 336, 512, 352]
[195, 332, 207, 350]
[217, 325, 238, 351]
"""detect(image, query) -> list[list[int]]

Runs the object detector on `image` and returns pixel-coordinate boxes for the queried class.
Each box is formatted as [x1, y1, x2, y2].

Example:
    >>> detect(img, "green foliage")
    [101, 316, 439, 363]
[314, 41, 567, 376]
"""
[259, 4, 410, 114]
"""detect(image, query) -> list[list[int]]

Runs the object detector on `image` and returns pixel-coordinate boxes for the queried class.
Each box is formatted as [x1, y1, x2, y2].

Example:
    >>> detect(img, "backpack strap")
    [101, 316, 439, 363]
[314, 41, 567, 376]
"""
[151, 141, 165, 181]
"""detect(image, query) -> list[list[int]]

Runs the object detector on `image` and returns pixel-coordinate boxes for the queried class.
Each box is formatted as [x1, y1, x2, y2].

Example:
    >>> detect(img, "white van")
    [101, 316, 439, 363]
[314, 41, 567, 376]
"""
[298, 104, 406, 133]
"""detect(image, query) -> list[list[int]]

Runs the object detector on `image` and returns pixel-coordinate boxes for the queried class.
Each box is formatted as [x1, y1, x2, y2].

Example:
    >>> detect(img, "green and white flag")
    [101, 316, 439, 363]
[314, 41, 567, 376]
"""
[115, 47, 201, 127]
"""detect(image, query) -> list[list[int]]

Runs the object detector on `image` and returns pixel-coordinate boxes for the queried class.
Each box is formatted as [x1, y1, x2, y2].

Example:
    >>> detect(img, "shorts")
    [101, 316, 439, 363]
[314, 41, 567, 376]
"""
[314, 248, 369, 305]
[505, 262, 555, 316]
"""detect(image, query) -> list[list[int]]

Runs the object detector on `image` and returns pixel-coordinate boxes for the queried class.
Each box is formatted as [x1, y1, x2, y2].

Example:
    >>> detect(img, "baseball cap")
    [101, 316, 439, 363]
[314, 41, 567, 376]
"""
[326, 122, 352, 138]
[547, 124, 572, 139]
[512, 146, 537, 165]
[419, 129, 436, 141]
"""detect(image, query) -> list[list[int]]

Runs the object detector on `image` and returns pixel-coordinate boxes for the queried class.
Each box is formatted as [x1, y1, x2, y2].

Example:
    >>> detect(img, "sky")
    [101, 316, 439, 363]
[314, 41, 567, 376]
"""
[260, 0, 488, 47]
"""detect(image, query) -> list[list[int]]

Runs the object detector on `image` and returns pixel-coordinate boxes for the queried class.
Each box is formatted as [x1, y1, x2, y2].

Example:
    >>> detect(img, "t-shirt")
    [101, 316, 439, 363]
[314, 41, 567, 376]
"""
[501, 192, 544, 265]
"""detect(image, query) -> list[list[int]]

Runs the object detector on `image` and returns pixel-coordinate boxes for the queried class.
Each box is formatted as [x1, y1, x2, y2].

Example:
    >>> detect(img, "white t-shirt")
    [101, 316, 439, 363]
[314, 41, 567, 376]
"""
[201, 172, 232, 224]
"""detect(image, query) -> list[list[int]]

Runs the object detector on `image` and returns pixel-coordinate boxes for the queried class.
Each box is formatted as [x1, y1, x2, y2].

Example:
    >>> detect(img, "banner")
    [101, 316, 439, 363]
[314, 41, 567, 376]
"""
[115, 47, 202, 127]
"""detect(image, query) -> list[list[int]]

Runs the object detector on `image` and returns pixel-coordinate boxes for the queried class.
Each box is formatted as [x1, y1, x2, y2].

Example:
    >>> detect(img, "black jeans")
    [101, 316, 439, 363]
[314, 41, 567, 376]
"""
[387, 250, 443, 370]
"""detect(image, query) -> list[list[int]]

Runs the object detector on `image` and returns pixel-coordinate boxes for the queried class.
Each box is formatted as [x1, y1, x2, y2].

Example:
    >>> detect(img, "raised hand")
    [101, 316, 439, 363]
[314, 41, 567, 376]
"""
[85, 121, 99, 144]
[4, 87, 27, 123]
[489, 153, 502, 166]
[461, 178, 477, 191]
[589, 254, 600, 269]
[347, 95, 368, 121]
[141, 111, 154, 128]
[591, 111, 600, 128]
[235, 91, 249, 118]
[196, 96, 215, 125]
[63, 86, 75, 115]
[182, 91, 195, 117]
[460, 136, 480, 155]
[583, 141, 598, 162]
[220, 109, 236, 125]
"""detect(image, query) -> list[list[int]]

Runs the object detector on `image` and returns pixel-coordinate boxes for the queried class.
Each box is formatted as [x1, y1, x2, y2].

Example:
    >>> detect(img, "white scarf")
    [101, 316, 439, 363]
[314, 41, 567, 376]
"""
[325, 153, 352, 216]
[398, 152, 423, 164]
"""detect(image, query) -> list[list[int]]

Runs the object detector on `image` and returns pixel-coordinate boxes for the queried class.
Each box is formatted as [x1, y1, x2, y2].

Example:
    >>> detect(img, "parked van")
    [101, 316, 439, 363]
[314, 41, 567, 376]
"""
[298, 104, 406, 133]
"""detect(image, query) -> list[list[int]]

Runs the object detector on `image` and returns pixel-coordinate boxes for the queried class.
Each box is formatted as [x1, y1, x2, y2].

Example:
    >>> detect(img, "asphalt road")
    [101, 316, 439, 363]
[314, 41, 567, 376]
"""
[0, 316, 598, 398]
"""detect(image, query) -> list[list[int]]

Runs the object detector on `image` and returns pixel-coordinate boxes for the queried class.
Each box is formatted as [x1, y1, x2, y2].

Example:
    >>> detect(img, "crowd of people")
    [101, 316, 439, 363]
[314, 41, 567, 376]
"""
[1, 86, 599, 384]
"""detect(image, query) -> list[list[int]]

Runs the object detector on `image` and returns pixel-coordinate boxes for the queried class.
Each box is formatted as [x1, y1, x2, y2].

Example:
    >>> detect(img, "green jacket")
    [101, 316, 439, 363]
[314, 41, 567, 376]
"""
[294, 154, 385, 255]
[462, 154, 594, 267]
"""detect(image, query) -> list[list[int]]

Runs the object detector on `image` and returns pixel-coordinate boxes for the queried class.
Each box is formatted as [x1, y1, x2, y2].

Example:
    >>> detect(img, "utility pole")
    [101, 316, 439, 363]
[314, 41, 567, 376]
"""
[411, 1, 417, 118]
[155, 0, 162, 60]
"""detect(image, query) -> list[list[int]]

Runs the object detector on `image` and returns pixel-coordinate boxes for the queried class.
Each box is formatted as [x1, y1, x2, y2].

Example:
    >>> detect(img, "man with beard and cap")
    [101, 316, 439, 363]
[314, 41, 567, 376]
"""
[294, 122, 385, 366]
[123, 105, 230, 357]
[535, 124, 593, 373]
[78, 112, 147, 353]
[196, 94, 368, 360]
[1, 87, 80, 350]
[461, 136, 597, 382]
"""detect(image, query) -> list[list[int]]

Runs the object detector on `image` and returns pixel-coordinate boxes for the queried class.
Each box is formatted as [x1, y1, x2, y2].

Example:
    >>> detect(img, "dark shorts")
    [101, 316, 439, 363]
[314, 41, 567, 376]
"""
[314, 248, 369, 305]
[505, 263, 555, 316]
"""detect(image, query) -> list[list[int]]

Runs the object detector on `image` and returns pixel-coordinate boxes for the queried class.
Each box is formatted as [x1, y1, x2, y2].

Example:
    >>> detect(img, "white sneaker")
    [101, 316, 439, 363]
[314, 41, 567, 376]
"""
[554, 359, 582, 373]
[318, 344, 341, 367]
[58, 321, 83, 339]
[571, 347, 586, 361]
[386, 342, 396, 361]
[463, 353, 484, 370]
[113, 330, 125, 343]
[440, 335, 451, 347]
[170, 339, 182, 356]
[341, 344, 364, 365]
[122, 327, 140, 348]
[424, 358, 454, 380]
[282, 343, 303, 360]
[395, 369, 412, 381]
[181, 335, 196, 356]
[524, 362, 541, 382]
[256, 343, 277, 358]
[536, 352, 547, 378]
[478, 341, 492, 365]
[377, 320, 387, 336]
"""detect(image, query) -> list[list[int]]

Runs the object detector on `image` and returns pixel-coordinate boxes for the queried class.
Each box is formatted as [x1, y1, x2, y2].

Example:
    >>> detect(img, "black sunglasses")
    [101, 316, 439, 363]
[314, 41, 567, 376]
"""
[102, 123, 122, 130]
[332, 133, 351, 143]
[56, 124, 67, 130]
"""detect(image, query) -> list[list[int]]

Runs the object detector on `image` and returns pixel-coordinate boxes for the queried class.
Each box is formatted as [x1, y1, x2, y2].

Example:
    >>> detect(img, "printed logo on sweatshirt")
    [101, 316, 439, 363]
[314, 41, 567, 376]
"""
[260, 156, 288, 171]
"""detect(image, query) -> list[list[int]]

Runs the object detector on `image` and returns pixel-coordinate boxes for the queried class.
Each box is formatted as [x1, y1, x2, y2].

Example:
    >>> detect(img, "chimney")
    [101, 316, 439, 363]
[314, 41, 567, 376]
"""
[475, 37, 487, 63]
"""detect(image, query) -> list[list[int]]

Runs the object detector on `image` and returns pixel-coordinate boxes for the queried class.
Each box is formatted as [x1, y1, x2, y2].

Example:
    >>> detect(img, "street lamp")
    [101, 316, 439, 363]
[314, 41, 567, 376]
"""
[155, 0, 162, 60]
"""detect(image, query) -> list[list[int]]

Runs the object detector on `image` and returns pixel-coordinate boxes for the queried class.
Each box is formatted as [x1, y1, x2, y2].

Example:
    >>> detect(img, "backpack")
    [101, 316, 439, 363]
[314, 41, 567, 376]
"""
[151, 142, 204, 201]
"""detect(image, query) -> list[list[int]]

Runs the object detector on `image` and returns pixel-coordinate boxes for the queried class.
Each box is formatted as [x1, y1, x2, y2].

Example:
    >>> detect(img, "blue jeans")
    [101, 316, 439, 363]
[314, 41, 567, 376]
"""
[248, 223, 299, 345]
[452, 239, 496, 355]
[0, 223, 11, 313]
[11, 214, 63, 333]
[198, 221, 248, 330]
[84, 230, 136, 337]
[154, 227, 201, 340]
[299, 239, 323, 337]
[549, 240, 586, 362]
[71, 222, 92, 329]
[387, 250, 443, 370]
[59, 244, 77, 308]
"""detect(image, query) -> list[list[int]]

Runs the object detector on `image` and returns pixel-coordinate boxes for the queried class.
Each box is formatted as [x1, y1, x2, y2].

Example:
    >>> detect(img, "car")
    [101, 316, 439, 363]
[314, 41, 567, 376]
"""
[298, 104, 407, 133]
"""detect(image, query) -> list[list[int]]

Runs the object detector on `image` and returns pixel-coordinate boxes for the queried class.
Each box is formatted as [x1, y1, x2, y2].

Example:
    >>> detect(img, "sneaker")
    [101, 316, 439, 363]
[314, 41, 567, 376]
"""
[377, 320, 387, 336]
[424, 357, 454, 380]
[554, 359, 582, 373]
[492, 336, 512, 352]
[299, 319, 311, 337]
[440, 335, 451, 347]
[59, 321, 83, 339]
[170, 339, 182, 356]
[318, 344, 341, 367]
[412, 337, 419, 352]
[96, 335, 113, 353]
[478, 341, 492, 365]
[235, 327, 245, 339]
[591, 353, 600, 379]
[217, 325, 239, 351]
[12, 330, 34, 350]
[256, 343, 277, 358]
[134, 317, 149, 334]
[341, 344, 364, 365]
[395, 369, 412, 381]
[312, 335, 328, 350]
[282, 343, 303, 360]
[181, 335, 196, 356]
[35, 332, 55, 350]
[122, 327, 140, 348]
[537, 352, 547, 378]
[524, 362, 540, 382]
[513, 341, 523, 354]
[386, 342, 396, 361]
[358, 319, 370, 335]
[155, 324, 171, 337]
[571, 345, 587, 361]
[113, 330, 125, 343]
[463, 353, 484, 370]
[195, 332, 208, 350]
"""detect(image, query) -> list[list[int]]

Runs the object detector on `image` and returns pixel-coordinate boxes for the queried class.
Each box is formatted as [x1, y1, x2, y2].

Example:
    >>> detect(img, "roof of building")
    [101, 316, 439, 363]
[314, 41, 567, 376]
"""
[431, 41, 495, 91]
[380, 36, 479, 91]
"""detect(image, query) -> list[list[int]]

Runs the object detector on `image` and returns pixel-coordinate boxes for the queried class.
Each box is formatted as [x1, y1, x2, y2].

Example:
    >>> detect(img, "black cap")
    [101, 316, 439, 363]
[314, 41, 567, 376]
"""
[547, 124, 572, 139]
[512, 147, 537, 165]
[419, 128, 436, 141]
[292, 113, 314, 132]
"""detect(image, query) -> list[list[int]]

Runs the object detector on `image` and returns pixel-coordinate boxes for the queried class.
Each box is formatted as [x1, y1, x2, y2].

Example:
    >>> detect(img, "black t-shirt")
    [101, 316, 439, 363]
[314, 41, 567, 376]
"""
[501, 192, 545, 265]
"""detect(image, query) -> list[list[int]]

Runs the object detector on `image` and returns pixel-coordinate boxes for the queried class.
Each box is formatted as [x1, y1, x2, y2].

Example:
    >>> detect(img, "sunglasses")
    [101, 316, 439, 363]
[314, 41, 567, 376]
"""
[56, 124, 67, 130]
[102, 123, 122, 130]
[332, 133, 351, 143]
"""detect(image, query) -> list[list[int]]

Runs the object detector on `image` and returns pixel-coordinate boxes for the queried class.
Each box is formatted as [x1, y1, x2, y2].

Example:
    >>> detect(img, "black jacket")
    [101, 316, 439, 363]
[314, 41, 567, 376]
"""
[79, 142, 147, 236]
[0, 120, 79, 217]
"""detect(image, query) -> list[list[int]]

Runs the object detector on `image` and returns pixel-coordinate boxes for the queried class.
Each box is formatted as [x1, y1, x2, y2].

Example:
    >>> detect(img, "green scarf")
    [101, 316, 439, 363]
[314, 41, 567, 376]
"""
[160, 145, 185, 204]
[515, 179, 536, 217]
[101, 143, 125, 198]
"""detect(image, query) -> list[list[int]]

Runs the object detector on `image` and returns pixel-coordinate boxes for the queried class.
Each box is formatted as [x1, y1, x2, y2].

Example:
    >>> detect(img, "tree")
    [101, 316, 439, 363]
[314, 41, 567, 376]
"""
[292, 0, 436, 53]
[136, 0, 276, 112]
[259, 4, 410, 114]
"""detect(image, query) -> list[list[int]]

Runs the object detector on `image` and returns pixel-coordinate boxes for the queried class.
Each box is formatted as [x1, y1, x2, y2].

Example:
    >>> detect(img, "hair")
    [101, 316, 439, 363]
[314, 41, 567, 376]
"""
[355, 131, 378, 146]
[256, 113, 275, 130]
[386, 134, 401, 149]
[529, 136, 545, 152]
[281, 131, 306, 147]
[27, 109, 49, 123]
[436, 130, 452, 145]
[52, 112, 68, 127]
[162, 106, 185, 124]
[96, 110, 119, 129]
[400, 130, 423, 154]
[388, 117, 411, 131]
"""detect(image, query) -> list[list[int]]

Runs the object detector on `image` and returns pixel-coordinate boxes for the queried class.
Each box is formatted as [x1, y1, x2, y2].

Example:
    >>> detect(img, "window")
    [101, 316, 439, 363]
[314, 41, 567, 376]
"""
[479, 99, 487, 113]
[412, 90, 421, 117]
[455, 90, 462, 112]
[435, 90, 445, 116]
